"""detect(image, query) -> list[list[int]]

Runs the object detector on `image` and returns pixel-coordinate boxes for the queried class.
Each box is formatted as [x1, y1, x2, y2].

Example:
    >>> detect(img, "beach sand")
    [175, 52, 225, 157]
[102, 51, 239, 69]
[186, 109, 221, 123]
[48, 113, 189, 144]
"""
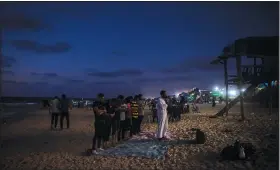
[1, 103, 278, 170]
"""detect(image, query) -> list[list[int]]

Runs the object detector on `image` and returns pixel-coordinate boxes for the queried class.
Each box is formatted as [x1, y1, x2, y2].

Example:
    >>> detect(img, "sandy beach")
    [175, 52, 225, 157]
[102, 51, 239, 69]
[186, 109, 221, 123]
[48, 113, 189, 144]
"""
[1, 103, 278, 170]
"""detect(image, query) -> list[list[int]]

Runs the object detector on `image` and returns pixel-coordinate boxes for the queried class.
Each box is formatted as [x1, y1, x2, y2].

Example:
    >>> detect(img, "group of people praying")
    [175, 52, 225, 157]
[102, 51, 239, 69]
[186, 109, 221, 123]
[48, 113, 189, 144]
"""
[48, 90, 170, 155]
[91, 90, 169, 154]
[91, 93, 144, 154]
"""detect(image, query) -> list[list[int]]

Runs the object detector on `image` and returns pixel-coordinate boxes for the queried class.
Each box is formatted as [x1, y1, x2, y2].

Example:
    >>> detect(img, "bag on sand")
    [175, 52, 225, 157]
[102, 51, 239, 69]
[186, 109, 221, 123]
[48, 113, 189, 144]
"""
[220, 140, 256, 160]
[191, 128, 206, 144]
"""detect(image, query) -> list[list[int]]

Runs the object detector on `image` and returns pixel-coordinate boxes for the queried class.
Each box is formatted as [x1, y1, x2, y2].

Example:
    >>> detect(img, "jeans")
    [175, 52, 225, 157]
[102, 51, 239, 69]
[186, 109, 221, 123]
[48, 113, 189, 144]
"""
[51, 113, 59, 128]
[137, 115, 144, 133]
[118, 120, 126, 141]
[60, 112, 69, 129]
[131, 117, 138, 135]
[92, 134, 102, 150]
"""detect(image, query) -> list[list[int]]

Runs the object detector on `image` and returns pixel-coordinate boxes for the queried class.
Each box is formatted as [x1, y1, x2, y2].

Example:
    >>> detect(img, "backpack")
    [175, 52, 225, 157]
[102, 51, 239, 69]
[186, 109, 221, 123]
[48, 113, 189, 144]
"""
[191, 128, 206, 144]
[220, 140, 256, 160]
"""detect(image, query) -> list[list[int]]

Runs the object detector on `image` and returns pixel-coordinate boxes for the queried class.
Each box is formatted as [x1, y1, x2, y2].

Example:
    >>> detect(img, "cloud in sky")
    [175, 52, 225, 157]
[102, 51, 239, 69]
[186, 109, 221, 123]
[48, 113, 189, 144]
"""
[30, 72, 59, 78]
[10, 40, 71, 53]
[33, 81, 49, 85]
[161, 56, 225, 74]
[2, 56, 17, 68]
[3, 80, 29, 85]
[1, 10, 50, 32]
[88, 69, 144, 78]
[138, 75, 193, 84]
[93, 81, 128, 85]
[2, 70, 15, 76]
[65, 79, 85, 84]
[112, 50, 128, 57]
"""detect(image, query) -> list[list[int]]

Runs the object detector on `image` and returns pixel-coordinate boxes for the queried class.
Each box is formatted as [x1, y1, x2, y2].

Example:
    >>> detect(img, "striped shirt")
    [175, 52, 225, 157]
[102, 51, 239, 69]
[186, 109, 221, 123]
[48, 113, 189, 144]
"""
[130, 101, 139, 118]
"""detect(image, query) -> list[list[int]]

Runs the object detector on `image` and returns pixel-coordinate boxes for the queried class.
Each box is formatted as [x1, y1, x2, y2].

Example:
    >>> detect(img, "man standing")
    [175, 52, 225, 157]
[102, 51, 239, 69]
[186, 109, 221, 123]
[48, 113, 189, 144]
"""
[118, 98, 127, 141]
[130, 95, 139, 135]
[156, 90, 168, 140]
[125, 97, 133, 138]
[91, 105, 107, 154]
[137, 94, 145, 133]
[50, 96, 60, 130]
[60, 94, 70, 130]
[92, 93, 110, 149]
[107, 99, 117, 146]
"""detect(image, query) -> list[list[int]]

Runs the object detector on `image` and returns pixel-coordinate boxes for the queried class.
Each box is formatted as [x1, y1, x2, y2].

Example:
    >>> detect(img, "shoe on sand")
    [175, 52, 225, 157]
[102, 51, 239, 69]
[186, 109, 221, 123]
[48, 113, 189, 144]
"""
[92, 150, 98, 155]
[98, 148, 104, 151]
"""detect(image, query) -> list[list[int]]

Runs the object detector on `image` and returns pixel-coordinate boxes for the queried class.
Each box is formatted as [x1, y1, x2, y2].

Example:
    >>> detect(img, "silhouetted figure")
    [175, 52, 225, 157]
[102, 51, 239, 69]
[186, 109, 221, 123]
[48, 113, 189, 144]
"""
[180, 96, 185, 115]
[107, 100, 117, 146]
[117, 96, 127, 141]
[125, 100, 132, 138]
[50, 96, 60, 129]
[60, 94, 70, 129]
[91, 105, 108, 154]
[151, 100, 157, 122]
[131, 95, 139, 135]
[212, 97, 216, 107]
[41, 99, 50, 109]
[137, 94, 145, 133]
[156, 90, 169, 140]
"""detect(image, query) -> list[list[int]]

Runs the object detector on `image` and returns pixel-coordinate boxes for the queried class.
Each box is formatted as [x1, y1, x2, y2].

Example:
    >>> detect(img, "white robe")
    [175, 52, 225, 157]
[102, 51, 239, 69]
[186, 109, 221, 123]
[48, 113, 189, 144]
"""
[156, 98, 168, 138]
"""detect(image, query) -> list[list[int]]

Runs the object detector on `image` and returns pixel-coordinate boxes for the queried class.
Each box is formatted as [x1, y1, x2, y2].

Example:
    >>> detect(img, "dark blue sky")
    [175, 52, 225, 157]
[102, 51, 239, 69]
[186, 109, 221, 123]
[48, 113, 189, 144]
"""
[2, 2, 279, 98]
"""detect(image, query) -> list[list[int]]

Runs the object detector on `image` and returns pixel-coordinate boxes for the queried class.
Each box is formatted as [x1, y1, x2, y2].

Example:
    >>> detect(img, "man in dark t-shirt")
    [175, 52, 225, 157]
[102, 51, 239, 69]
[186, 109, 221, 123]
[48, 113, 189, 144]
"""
[106, 101, 117, 145]
[91, 105, 108, 154]
[92, 93, 111, 148]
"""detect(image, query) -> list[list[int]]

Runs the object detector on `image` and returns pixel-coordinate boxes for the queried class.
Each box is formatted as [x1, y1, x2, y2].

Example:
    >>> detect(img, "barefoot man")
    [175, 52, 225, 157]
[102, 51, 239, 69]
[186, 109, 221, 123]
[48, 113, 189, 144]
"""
[156, 90, 169, 140]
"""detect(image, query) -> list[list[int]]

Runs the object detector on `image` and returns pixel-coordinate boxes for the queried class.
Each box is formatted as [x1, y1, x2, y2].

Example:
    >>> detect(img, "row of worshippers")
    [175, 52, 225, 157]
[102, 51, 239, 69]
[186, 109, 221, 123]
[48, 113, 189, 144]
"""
[91, 90, 169, 155]
[91, 93, 145, 154]
[48, 91, 169, 155]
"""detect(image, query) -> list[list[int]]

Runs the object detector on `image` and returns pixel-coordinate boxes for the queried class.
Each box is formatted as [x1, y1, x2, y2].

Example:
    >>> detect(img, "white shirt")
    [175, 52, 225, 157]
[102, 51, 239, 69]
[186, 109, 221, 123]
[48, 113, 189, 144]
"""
[156, 98, 168, 115]
[138, 100, 145, 116]
[50, 99, 60, 113]
[120, 103, 127, 121]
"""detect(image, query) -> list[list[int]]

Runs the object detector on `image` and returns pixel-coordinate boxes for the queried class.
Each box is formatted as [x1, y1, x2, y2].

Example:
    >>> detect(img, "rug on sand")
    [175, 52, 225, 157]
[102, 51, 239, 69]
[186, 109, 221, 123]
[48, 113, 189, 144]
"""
[98, 131, 174, 159]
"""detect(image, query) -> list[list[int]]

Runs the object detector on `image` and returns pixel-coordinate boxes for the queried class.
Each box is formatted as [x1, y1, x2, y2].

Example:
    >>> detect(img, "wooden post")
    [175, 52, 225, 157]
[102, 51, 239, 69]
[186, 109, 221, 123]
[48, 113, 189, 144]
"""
[253, 57, 257, 96]
[236, 55, 245, 120]
[253, 57, 257, 72]
[0, 26, 2, 113]
[224, 59, 229, 116]
[268, 81, 272, 114]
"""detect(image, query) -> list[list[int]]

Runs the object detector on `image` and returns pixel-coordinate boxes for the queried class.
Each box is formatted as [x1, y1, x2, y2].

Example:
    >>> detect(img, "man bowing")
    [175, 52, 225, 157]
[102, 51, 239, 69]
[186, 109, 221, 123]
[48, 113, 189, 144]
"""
[156, 90, 169, 140]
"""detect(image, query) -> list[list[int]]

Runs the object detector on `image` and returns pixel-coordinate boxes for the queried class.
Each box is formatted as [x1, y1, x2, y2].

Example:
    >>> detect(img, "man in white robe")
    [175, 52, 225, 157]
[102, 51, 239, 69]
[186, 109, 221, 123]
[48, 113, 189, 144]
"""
[156, 90, 169, 140]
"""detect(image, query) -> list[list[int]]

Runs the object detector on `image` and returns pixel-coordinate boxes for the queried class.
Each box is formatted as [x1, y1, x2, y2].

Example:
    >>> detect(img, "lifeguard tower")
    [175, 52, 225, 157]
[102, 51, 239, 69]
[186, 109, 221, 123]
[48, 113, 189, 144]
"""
[210, 36, 279, 119]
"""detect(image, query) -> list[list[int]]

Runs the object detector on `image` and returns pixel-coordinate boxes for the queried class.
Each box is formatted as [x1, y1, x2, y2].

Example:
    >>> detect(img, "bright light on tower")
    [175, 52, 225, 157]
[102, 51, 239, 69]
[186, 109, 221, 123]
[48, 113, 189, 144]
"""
[229, 90, 237, 96]
[214, 86, 219, 91]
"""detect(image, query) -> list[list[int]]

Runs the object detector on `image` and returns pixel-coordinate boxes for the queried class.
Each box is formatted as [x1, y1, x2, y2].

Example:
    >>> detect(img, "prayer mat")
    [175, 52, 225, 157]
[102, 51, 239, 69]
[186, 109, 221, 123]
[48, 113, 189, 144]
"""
[98, 131, 174, 159]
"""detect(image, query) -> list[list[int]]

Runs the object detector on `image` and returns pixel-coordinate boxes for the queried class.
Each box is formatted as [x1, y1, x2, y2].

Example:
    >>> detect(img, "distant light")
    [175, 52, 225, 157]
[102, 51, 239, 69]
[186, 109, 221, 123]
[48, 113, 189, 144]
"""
[175, 92, 180, 97]
[220, 91, 223, 94]
[229, 90, 237, 96]
[241, 88, 245, 92]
